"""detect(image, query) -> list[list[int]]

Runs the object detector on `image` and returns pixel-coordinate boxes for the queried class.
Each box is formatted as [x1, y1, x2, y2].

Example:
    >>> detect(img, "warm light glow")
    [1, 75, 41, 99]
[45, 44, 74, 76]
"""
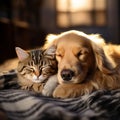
[56, 0, 107, 27]
[57, 0, 93, 12]
[70, 0, 93, 11]
[70, 12, 92, 25]
[56, 0, 68, 12]
[57, 12, 92, 27]
[57, 13, 70, 27]
[95, 0, 106, 10]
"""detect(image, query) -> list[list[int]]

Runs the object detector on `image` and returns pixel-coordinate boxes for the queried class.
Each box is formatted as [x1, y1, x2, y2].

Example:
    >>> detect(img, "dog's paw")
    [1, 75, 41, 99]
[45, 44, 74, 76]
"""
[53, 85, 65, 98]
[53, 84, 76, 98]
[53, 84, 88, 98]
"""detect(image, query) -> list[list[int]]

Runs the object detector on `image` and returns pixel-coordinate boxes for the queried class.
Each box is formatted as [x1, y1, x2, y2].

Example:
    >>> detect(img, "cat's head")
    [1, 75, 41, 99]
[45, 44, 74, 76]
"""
[15, 47, 57, 83]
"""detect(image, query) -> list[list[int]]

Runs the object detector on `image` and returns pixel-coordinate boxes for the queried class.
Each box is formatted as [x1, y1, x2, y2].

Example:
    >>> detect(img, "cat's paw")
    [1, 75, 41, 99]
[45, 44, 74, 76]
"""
[42, 87, 53, 96]
[42, 75, 58, 97]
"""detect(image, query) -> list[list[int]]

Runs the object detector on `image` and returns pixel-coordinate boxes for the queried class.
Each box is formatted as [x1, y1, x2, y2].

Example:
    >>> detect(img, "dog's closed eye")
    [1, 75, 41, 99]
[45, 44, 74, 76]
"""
[76, 52, 82, 57]
[56, 48, 65, 58]
[56, 52, 64, 62]
[56, 53, 63, 57]
[75, 48, 89, 61]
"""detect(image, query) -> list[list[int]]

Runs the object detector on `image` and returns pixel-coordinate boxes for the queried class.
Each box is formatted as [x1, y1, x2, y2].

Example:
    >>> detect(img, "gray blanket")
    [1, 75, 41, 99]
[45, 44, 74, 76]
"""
[0, 70, 120, 120]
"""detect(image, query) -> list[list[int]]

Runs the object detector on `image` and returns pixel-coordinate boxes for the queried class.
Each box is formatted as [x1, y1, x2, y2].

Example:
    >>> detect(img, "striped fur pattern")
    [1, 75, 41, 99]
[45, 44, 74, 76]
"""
[16, 47, 58, 95]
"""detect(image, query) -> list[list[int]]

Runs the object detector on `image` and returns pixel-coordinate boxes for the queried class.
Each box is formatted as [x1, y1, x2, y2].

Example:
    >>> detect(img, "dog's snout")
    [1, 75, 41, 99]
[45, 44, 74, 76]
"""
[61, 69, 74, 81]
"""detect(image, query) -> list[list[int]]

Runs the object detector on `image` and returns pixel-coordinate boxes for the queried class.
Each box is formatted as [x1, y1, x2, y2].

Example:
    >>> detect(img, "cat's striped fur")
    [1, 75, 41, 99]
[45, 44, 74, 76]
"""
[16, 47, 58, 96]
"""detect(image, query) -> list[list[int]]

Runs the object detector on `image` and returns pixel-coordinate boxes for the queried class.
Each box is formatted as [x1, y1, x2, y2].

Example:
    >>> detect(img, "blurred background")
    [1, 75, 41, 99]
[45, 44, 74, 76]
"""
[0, 0, 120, 63]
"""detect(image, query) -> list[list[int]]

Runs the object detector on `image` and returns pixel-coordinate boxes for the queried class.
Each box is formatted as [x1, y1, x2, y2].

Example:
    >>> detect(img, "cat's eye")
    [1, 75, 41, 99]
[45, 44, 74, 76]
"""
[26, 67, 34, 72]
[31, 68, 35, 72]
[39, 68, 42, 75]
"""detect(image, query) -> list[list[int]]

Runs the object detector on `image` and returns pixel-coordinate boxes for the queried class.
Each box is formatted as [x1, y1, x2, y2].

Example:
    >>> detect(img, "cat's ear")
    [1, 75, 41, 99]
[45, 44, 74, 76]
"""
[44, 45, 56, 59]
[45, 45, 56, 55]
[15, 47, 29, 61]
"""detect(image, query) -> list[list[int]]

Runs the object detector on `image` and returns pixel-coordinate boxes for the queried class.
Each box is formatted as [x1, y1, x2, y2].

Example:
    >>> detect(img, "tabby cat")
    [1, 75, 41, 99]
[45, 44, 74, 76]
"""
[15, 46, 58, 96]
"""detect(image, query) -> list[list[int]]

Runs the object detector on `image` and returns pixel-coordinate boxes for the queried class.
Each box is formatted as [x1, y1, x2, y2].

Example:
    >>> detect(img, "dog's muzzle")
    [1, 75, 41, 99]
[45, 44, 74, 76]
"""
[61, 69, 74, 81]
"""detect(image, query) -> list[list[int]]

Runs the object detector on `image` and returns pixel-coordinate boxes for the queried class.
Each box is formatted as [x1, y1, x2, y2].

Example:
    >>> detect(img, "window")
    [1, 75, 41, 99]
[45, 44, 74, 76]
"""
[56, 0, 107, 28]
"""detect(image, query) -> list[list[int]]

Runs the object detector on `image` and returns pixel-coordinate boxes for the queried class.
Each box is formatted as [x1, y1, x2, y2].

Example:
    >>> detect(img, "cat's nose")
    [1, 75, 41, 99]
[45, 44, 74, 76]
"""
[35, 70, 40, 77]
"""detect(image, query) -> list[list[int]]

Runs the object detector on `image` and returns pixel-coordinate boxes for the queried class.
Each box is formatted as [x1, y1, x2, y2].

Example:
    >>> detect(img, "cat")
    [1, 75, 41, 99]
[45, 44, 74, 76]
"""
[15, 46, 58, 96]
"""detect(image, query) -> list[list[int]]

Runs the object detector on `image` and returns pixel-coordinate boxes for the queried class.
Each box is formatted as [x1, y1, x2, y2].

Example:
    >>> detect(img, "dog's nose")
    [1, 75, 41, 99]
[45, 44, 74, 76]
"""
[61, 69, 74, 81]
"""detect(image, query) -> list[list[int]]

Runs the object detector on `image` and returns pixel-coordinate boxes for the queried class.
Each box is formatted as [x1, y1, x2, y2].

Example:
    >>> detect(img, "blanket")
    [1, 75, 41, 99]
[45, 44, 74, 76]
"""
[0, 70, 120, 120]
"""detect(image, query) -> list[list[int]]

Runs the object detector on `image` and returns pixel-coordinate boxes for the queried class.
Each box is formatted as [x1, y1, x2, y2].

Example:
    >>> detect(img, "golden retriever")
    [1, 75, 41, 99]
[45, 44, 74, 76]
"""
[45, 30, 120, 98]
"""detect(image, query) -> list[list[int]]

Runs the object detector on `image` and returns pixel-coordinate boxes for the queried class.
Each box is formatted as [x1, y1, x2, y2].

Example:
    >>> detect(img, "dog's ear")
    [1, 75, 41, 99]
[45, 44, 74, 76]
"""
[91, 42, 116, 74]
[88, 34, 106, 46]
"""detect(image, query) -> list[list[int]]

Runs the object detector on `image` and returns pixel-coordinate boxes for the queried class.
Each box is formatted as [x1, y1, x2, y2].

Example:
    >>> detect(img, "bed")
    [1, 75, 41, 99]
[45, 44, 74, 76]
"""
[0, 70, 120, 120]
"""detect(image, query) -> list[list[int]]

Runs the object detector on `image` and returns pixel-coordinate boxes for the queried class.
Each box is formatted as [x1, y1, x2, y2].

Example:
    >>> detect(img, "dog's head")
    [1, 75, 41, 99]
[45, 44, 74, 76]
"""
[45, 30, 116, 84]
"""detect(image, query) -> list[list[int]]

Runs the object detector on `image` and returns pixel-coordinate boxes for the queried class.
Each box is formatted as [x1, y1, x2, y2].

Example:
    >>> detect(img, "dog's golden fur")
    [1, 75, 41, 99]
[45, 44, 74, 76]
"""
[45, 30, 120, 98]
